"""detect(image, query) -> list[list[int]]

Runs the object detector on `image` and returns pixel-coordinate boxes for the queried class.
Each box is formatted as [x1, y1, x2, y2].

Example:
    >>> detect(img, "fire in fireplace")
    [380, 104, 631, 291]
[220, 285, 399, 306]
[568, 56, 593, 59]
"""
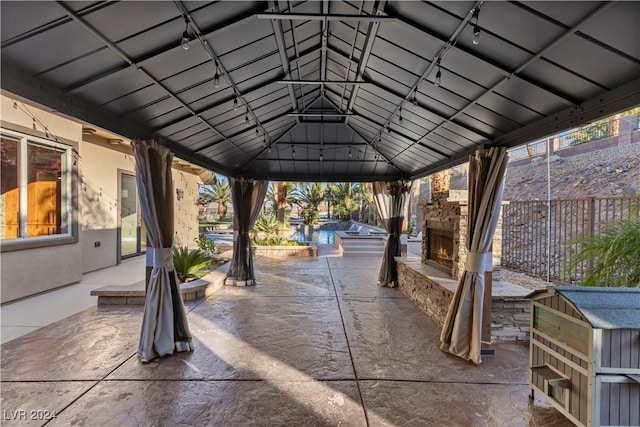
[427, 228, 454, 270]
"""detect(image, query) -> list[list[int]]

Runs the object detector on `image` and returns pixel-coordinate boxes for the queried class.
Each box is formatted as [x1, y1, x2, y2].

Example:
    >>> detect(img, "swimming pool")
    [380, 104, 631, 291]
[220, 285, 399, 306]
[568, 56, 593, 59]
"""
[293, 229, 336, 245]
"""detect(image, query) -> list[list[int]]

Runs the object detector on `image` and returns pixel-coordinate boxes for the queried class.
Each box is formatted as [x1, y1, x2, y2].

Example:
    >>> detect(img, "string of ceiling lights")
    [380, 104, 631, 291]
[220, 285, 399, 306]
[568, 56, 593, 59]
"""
[175, 2, 273, 151]
[371, 1, 484, 152]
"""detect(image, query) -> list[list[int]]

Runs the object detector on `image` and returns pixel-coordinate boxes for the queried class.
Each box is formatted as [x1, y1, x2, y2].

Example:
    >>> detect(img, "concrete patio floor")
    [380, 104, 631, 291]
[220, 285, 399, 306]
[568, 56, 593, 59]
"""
[0, 254, 573, 426]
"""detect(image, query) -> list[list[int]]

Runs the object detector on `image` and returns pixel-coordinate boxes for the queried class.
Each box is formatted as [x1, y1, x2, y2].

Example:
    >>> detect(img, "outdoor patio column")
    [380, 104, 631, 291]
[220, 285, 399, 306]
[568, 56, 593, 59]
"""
[372, 180, 413, 287]
[225, 177, 268, 286]
[133, 139, 193, 363]
[440, 147, 508, 364]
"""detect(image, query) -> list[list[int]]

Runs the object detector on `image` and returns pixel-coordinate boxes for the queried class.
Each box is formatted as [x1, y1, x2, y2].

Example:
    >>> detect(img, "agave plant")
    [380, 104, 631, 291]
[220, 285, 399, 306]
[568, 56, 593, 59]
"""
[567, 211, 640, 287]
[172, 246, 212, 283]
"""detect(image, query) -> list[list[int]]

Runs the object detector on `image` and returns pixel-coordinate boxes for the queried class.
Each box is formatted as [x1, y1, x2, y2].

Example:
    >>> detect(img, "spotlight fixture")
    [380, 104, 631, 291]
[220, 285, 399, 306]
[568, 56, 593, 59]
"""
[434, 58, 442, 87]
[387, 125, 391, 134]
[268, 146, 272, 154]
[291, 145, 296, 158]
[233, 96, 238, 110]
[245, 112, 250, 125]
[412, 89, 419, 107]
[472, 7, 481, 45]
[319, 151, 323, 162]
[181, 17, 190, 50]
[348, 146, 352, 159]
[256, 128, 259, 136]
[399, 107, 403, 124]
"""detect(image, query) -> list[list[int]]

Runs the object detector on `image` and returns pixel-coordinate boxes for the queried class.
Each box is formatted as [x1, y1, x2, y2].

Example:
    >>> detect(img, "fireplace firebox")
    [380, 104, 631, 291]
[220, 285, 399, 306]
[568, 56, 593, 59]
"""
[421, 190, 502, 279]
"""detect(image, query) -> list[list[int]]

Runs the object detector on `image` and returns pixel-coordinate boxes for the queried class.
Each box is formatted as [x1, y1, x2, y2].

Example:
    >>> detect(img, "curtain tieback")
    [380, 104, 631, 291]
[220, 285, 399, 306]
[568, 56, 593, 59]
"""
[465, 251, 492, 273]
[146, 247, 173, 270]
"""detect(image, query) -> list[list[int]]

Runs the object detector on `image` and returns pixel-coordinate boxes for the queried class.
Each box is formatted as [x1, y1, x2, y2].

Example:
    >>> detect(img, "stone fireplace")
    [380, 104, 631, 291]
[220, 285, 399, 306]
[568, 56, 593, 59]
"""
[421, 190, 501, 279]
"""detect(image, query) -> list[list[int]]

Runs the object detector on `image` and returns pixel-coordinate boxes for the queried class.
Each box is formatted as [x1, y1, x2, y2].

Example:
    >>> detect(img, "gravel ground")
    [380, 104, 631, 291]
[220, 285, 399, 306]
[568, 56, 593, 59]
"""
[499, 268, 556, 291]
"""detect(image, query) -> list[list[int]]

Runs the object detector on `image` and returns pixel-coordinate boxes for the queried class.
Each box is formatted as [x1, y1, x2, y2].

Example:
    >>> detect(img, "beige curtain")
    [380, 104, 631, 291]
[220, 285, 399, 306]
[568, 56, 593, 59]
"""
[225, 177, 268, 286]
[372, 180, 413, 287]
[440, 147, 508, 364]
[133, 139, 192, 363]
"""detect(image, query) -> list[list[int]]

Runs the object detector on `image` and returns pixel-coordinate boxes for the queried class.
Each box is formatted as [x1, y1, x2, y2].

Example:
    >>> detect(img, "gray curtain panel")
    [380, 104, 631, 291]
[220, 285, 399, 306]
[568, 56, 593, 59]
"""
[225, 177, 268, 286]
[373, 180, 413, 287]
[440, 147, 508, 364]
[133, 139, 193, 363]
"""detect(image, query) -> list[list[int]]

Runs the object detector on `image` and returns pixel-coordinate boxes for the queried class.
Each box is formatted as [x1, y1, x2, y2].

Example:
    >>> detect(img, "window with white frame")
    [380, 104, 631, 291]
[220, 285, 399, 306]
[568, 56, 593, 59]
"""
[1, 129, 73, 242]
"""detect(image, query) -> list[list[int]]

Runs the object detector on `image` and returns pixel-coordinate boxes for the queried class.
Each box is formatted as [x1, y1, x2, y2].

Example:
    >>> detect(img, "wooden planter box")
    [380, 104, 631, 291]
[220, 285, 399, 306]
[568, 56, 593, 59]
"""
[529, 286, 640, 427]
[252, 245, 317, 257]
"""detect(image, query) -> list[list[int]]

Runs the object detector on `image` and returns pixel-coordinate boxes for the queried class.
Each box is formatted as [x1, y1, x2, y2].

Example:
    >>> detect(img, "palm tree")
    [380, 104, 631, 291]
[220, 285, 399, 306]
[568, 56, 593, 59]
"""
[203, 181, 231, 220]
[332, 183, 361, 221]
[293, 182, 324, 226]
[274, 181, 295, 228]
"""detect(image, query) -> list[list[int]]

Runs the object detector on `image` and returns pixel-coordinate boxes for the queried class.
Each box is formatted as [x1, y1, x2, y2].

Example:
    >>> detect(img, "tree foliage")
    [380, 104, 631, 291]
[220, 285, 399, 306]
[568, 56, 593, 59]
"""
[202, 181, 231, 219]
[567, 211, 640, 287]
[293, 182, 324, 225]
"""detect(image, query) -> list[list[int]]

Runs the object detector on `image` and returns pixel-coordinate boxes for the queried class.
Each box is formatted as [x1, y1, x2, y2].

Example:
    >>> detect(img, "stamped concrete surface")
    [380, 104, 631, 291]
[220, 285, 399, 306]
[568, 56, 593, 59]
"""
[0, 254, 573, 426]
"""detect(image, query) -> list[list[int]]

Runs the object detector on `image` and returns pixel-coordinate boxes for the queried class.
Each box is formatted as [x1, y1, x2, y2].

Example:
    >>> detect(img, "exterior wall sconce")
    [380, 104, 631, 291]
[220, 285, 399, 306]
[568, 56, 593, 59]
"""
[176, 188, 184, 201]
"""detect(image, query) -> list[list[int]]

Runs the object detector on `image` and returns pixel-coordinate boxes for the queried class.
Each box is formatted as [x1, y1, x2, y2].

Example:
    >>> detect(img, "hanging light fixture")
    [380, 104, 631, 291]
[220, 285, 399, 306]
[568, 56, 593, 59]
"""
[181, 17, 190, 50]
[412, 88, 419, 107]
[292, 145, 296, 158]
[268, 145, 272, 154]
[245, 109, 250, 125]
[256, 128, 260, 136]
[233, 96, 239, 110]
[434, 58, 442, 87]
[348, 146, 352, 159]
[213, 60, 220, 88]
[472, 7, 481, 45]
[319, 151, 323, 162]
[399, 106, 403, 124]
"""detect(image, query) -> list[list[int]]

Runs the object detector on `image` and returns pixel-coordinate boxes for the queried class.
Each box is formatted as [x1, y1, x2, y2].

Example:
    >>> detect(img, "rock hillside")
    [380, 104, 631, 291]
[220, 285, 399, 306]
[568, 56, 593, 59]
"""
[503, 143, 640, 201]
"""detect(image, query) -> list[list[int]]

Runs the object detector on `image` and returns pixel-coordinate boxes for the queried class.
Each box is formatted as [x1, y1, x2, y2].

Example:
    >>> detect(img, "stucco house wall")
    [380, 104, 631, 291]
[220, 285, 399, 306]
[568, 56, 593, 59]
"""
[1, 95, 202, 303]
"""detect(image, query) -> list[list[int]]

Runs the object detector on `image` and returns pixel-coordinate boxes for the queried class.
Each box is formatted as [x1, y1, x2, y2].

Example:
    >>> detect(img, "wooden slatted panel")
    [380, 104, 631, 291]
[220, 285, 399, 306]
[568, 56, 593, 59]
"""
[602, 382, 611, 426]
[631, 330, 640, 369]
[630, 382, 640, 426]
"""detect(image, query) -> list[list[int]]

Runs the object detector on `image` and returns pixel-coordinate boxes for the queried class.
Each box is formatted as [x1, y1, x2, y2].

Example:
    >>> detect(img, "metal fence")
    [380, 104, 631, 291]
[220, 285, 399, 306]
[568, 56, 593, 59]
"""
[508, 114, 640, 162]
[501, 196, 640, 283]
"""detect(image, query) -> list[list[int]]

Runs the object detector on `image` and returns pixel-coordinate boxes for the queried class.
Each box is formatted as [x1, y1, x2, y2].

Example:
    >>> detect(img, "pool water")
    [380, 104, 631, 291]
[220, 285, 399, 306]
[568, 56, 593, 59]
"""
[294, 229, 336, 245]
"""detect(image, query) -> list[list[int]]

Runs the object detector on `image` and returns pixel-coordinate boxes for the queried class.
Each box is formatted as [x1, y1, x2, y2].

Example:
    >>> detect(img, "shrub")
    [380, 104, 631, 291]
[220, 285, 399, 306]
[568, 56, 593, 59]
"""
[567, 212, 640, 287]
[172, 246, 212, 283]
[194, 234, 218, 255]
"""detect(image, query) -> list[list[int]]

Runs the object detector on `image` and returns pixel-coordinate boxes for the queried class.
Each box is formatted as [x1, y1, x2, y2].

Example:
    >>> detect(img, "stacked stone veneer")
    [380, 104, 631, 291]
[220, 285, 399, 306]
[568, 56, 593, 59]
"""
[421, 190, 502, 280]
[396, 259, 532, 343]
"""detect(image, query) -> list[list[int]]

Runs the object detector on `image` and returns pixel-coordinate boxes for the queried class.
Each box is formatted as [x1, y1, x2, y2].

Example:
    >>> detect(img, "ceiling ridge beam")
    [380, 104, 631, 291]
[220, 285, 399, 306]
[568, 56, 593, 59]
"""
[256, 13, 396, 22]
[339, 1, 365, 112]
[344, 0, 386, 125]
[278, 80, 370, 85]
[270, 1, 300, 123]
[413, 1, 617, 149]
[320, 0, 329, 90]
[56, 0, 249, 158]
